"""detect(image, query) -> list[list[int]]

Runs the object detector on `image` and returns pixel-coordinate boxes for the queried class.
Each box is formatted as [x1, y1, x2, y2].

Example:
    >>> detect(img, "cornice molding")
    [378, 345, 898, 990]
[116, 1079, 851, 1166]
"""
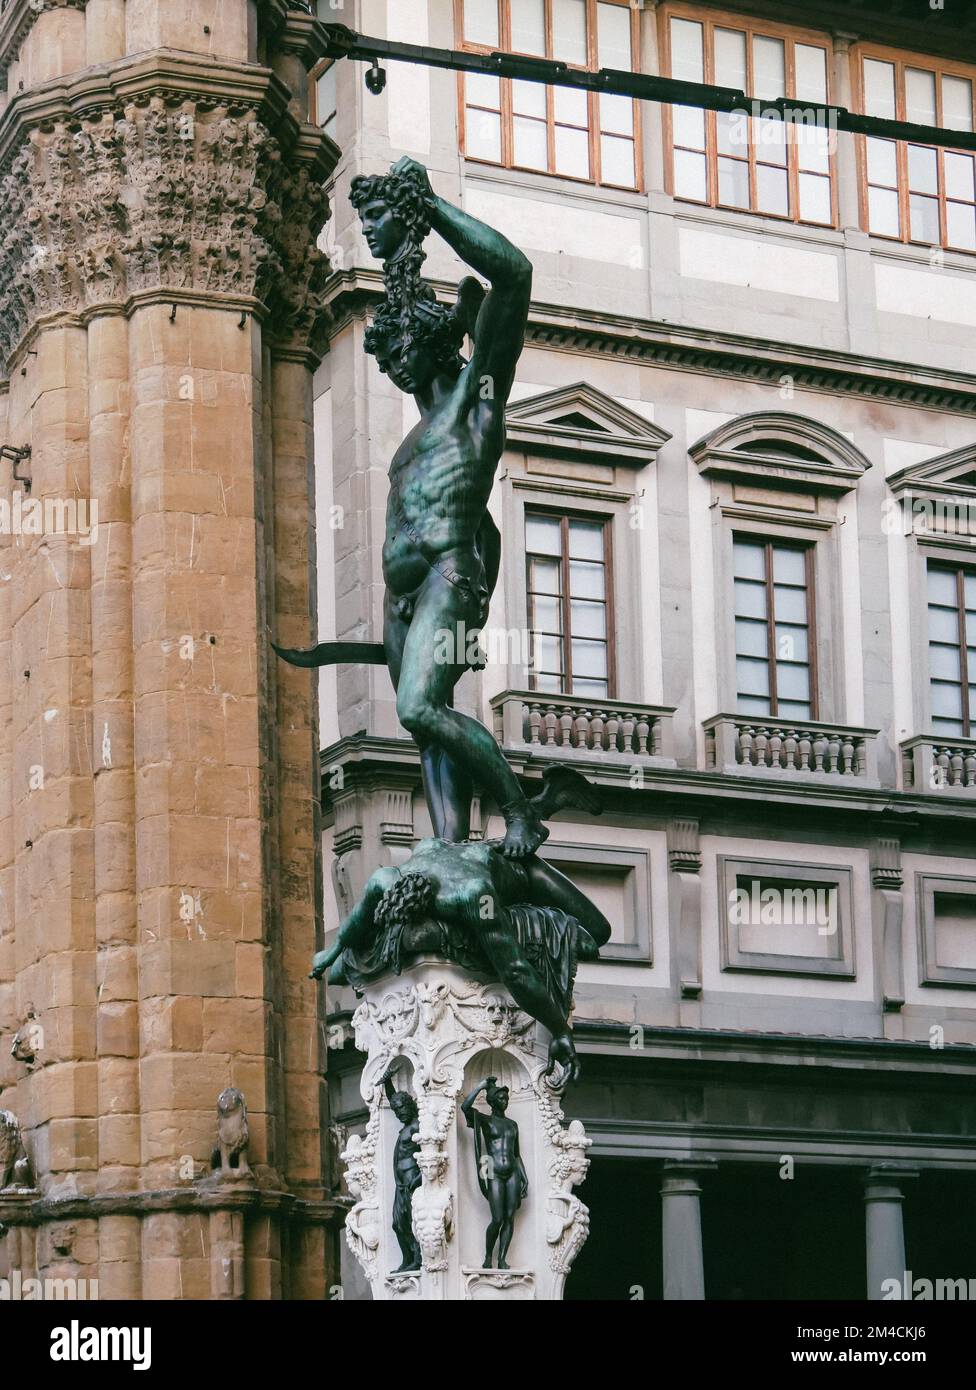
[690, 409, 872, 496]
[316, 732, 976, 828]
[322, 270, 976, 417]
[506, 380, 671, 465]
[0, 1184, 347, 1227]
[888, 441, 976, 500]
[0, 51, 303, 170]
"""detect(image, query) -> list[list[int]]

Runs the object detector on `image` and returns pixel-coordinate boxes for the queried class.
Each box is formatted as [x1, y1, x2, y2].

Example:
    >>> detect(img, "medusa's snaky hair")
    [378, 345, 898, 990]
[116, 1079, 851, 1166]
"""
[374, 870, 437, 934]
[365, 275, 486, 379]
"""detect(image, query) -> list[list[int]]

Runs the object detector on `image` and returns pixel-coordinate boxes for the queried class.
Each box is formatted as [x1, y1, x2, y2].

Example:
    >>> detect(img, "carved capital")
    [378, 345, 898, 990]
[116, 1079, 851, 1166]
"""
[871, 836, 903, 890]
[668, 817, 701, 874]
[0, 70, 333, 366]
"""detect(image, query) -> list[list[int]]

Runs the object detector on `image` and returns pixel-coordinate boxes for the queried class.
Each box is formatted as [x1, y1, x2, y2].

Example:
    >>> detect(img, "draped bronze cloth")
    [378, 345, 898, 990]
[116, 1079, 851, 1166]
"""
[332, 903, 581, 1014]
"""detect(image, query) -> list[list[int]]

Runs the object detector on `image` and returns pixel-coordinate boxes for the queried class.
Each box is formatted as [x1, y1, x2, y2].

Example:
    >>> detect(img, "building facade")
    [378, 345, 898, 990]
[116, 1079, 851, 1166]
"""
[317, 0, 976, 1300]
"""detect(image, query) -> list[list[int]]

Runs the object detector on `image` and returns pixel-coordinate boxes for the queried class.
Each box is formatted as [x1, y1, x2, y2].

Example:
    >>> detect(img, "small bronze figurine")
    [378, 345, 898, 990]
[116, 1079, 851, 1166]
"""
[384, 1069, 422, 1272]
[461, 1076, 528, 1270]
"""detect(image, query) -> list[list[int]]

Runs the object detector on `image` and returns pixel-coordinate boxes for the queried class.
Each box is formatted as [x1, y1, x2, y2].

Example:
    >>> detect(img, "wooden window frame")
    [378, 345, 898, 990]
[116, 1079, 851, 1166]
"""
[854, 43, 976, 256]
[734, 534, 819, 721]
[660, 2, 838, 229]
[454, 0, 643, 192]
[309, 57, 337, 137]
[927, 561, 976, 737]
[525, 506, 617, 699]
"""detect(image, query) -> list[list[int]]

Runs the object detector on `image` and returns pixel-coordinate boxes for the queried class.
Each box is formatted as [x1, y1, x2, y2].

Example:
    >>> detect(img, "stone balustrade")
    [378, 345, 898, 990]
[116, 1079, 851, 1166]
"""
[491, 690, 676, 761]
[901, 736, 976, 793]
[704, 714, 879, 782]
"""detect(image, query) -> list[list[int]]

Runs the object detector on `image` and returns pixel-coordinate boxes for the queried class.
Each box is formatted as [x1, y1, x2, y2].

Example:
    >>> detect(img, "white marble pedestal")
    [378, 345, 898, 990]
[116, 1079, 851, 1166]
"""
[339, 958, 592, 1301]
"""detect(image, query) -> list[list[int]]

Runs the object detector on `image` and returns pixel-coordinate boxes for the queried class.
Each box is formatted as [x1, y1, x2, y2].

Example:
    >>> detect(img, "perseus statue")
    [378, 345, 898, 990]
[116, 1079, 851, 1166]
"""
[357, 157, 549, 856]
[284, 157, 547, 856]
[281, 158, 611, 1080]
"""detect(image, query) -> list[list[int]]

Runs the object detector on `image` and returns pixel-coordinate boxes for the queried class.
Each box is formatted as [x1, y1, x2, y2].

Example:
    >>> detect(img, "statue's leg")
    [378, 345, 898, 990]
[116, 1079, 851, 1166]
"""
[523, 856, 613, 949]
[396, 572, 545, 857]
[384, 584, 459, 838]
[431, 741, 472, 842]
[394, 1227, 419, 1272]
[484, 1180, 504, 1267]
[496, 1176, 520, 1269]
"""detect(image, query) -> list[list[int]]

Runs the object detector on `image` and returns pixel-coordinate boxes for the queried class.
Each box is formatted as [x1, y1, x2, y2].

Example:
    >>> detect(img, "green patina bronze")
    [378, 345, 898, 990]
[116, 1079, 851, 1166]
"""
[281, 158, 610, 1080]
[311, 834, 611, 1082]
[353, 157, 545, 857]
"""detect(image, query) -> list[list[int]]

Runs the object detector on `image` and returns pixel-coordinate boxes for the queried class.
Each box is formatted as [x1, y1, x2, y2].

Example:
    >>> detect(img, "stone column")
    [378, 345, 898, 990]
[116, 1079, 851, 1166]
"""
[660, 1158, 715, 1300]
[864, 1165, 917, 1300]
[830, 34, 861, 233]
[0, 1, 339, 1298]
[871, 838, 905, 1019]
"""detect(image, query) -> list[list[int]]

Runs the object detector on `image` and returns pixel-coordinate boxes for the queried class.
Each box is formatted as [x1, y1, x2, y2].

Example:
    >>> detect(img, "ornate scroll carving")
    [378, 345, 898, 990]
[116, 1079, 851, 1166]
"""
[341, 963, 591, 1300]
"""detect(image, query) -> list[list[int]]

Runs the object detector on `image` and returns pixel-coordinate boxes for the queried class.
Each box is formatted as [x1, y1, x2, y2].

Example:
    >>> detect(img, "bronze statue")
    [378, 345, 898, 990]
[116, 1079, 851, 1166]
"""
[279, 157, 547, 854]
[352, 157, 549, 857]
[281, 157, 611, 1082]
[383, 1068, 422, 1272]
[461, 1076, 528, 1270]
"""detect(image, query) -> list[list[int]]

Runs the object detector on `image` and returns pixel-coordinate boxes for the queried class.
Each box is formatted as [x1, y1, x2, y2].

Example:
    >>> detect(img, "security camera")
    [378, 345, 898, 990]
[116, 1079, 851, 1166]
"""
[365, 60, 387, 95]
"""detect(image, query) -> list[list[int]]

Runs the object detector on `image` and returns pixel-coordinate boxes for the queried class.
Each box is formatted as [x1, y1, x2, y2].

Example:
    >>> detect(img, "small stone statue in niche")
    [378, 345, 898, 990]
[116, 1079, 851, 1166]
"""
[211, 1087, 250, 1177]
[0, 1110, 33, 1190]
[383, 1068, 422, 1273]
[461, 1076, 528, 1270]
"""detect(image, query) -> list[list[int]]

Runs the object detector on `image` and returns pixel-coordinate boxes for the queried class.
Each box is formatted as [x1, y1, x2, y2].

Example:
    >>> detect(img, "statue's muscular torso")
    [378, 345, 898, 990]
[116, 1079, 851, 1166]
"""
[481, 1114, 518, 1178]
[382, 384, 500, 602]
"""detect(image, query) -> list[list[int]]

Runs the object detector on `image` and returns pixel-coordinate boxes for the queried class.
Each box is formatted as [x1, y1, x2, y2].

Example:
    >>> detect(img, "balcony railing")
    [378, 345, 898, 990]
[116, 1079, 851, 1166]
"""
[902, 736, 976, 793]
[704, 714, 879, 783]
[491, 690, 676, 762]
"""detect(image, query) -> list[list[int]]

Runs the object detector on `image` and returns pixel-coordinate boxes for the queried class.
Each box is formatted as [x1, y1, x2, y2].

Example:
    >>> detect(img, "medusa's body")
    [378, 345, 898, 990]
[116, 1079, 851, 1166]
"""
[312, 838, 611, 1081]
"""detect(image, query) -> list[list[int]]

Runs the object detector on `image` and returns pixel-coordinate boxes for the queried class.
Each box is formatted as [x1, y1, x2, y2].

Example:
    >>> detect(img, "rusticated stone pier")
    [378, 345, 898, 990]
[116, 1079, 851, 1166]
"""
[0, 0, 342, 1298]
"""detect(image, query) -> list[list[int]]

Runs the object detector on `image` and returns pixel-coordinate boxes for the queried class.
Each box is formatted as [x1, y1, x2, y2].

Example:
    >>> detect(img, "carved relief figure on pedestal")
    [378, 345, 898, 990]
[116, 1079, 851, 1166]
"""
[461, 1076, 528, 1270]
[339, 1130, 381, 1280]
[412, 1144, 453, 1274]
[382, 1068, 422, 1272]
[545, 1119, 593, 1291]
[0, 1110, 34, 1191]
